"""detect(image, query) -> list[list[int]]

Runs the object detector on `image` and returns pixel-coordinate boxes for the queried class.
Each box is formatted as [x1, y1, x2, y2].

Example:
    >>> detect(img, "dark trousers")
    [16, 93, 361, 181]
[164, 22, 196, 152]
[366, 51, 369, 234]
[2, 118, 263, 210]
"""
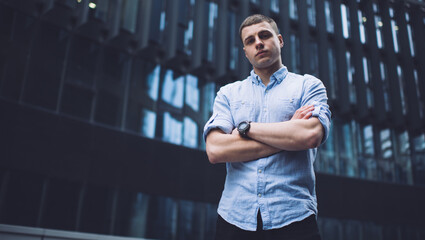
[214, 213, 322, 240]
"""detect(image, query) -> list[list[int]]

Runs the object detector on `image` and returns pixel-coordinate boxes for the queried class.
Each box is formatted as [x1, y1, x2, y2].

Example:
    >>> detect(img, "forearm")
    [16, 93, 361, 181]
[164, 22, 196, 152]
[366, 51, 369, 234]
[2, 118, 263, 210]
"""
[247, 118, 324, 151]
[205, 129, 280, 164]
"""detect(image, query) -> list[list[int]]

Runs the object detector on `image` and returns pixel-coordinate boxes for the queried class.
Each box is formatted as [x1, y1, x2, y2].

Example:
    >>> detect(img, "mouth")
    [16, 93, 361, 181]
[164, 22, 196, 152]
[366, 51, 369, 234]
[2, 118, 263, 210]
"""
[256, 50, 267, 57]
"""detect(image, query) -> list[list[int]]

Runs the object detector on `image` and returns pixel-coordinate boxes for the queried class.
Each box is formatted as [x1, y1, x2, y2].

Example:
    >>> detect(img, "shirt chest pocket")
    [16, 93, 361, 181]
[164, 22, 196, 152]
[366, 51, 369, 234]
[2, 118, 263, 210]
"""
[269, 98, 298, 122]
[229, 100, 255, 126]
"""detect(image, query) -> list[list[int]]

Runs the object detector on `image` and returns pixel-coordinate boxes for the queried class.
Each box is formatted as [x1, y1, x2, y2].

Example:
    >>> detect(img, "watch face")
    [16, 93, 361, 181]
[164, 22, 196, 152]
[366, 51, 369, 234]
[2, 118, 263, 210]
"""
[239, 122, 249, 130]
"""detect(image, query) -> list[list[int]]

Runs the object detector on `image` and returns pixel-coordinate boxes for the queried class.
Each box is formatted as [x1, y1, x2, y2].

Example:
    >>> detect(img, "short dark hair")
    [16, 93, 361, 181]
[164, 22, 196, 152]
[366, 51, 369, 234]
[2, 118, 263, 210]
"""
[239, 14, 279, 42]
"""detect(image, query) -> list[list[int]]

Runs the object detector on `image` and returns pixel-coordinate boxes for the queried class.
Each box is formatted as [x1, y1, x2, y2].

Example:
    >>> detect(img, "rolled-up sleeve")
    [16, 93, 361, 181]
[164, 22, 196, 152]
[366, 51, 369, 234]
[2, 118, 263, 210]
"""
[203, 89, 234, 141]
[301, 75, 332, 144]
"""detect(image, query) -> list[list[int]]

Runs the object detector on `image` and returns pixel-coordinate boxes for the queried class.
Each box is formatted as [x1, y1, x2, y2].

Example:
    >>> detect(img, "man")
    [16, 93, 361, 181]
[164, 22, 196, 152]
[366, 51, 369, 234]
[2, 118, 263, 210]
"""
[203, 14, 331, 240]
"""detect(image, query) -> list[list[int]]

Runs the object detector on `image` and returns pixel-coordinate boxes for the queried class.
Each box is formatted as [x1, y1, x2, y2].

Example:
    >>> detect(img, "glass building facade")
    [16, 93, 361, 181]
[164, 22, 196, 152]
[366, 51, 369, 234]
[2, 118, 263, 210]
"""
[0, 0, 425, 239]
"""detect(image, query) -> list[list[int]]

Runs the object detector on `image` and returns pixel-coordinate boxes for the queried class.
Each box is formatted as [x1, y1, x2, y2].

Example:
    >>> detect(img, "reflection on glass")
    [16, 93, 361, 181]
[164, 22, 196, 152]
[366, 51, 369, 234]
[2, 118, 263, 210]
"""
[358, 10, 366, 44]
[373, 4, 384, 49]
[389, 8, 399, 53]
[120, 0, 139, 33]
[395, 131, 412, 184]
[207, 2, 218, 62]
[406, 13, 415, 57]
[146, 65, 160, 101]
[325, 1, 334, 33]
[339, 122, 357, 177]
[163, 112, 182, 145]
[183, 117, 198, 148]
[270, 0, 279, 13]
[318, 122, 338, 174]
[414, 70, 424, 119]
[397, 65, 407, 115]
[141, 109, 156, 138]
[162, 70, 184, 108]
[362, 57, 373, 108]
[228, 11, 239, 71]
[346, 51, 356, 104]
[185, 74, 200, 112]
[307, 0, 316, 27]
[289, 0, 298, 20]
[290, 35, 300, 74]
[127, 193, 150, 237]
[379, 62, 391, 112]
[328, 47, 337, 99]
[341, 4, 350, 39]
[379, 129, 395, 182]
[309, 41, 318, 77]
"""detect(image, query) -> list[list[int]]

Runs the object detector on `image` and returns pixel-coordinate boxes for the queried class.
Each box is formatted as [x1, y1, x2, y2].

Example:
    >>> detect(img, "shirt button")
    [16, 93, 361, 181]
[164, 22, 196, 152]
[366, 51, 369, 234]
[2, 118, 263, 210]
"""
[258, 169, 262, 173]
[258, 193, 262, 197]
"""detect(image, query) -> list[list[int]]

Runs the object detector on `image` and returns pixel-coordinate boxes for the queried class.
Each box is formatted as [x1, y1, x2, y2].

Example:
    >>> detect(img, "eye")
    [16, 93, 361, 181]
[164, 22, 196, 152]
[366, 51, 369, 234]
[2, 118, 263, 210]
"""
[245, 38, 254, 45]
[259, 32, 272, 39]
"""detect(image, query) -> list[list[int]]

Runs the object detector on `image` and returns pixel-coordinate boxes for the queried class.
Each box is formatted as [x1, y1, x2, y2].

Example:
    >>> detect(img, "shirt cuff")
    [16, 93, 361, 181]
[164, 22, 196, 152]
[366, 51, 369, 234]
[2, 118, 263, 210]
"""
[203, 113, 234, 141]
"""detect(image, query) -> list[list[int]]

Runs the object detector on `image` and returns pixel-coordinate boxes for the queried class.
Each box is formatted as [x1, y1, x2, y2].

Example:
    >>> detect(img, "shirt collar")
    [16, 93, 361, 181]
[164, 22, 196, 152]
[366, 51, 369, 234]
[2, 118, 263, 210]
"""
[250, 66, 288, 85]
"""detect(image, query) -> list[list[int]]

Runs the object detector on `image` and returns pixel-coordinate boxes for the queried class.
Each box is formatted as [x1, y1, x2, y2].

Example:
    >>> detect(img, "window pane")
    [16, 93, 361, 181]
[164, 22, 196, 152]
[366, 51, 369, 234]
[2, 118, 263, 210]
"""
[358, 10, 367, 44]
[307, 0, 316, 26]
[328, 47, 338, 99]
[395, 131, 412, 184]
[289, 0, 298, 20]
[379, 129, 394, 182]
[346, 51, 356, 104]
[163, 112, 182, 145]
[146, 65, 160, 101]
[413, 134, 425, 185]
[183, 117, 198, 148]
[341, 4, 350, 39]
[325, 1, 334, 33]
[162, 70, 184, 108]
[185, 74, 199, 112]
[120, 0, 139, 33]
[141, 109, 156, 138]
[206, 1, 218, 62]
[397, 65, 407, 115]
[290, 35, 300, 74]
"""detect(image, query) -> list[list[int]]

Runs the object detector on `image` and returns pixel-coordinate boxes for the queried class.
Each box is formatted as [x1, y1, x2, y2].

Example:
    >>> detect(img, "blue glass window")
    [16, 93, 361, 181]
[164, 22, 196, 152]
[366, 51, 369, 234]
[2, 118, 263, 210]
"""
[146, 65, 160, 101]
[327, 47, 338, 99]
[185, 74, 199, 112]
[396, 65, 407, 115]
[120, 0, 139, 33]
[346, 51, 356, 104]
[183, 117, 198, 148]
[206, 1, 218, 62]
[162, 70, 184, 108]
[373, 4, 384, 49]
[163, 112, 183, 145]
[379, 62, 391, 112]
[379, 129, 395, 182]
[324, 1, 334, 33]
[141, 109, 157, 138]
[270, 0, 279, 13]
[307, 0, 316, 27]
[341, 4, 351, 39]
[290, 35, 300, 74]
[228, 10, 239, 71]
[289, 0, 298, 20]
[358, 10, 367, 44]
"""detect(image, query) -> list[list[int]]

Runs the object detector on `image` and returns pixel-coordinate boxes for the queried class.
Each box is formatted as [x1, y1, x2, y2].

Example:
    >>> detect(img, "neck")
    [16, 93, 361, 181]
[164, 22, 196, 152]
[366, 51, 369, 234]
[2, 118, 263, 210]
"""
[253, 62, 283, 86]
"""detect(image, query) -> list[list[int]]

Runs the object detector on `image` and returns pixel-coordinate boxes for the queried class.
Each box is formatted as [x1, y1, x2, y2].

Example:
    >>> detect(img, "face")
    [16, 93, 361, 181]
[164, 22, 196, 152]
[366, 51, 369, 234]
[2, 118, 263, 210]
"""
[241, 21, 284, 72]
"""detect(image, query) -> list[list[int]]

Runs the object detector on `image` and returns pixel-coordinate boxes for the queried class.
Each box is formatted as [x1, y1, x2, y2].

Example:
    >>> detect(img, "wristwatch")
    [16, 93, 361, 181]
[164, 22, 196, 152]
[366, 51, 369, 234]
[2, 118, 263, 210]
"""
[237, 121, 251, 138]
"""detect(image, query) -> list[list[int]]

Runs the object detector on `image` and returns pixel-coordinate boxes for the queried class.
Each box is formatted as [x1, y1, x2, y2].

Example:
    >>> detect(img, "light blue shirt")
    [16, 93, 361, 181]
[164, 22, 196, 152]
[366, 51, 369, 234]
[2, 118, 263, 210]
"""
[203, 66, 331, 231]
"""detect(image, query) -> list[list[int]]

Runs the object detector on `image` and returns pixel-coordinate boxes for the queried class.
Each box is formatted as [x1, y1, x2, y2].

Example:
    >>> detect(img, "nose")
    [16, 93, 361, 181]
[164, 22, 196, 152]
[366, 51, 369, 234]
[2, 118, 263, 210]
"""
[255, 36, 264, 50]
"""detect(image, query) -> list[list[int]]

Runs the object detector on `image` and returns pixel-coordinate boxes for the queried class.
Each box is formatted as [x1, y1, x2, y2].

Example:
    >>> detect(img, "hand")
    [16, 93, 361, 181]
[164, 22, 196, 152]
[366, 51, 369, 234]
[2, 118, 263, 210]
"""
[291, 105, 314, 120]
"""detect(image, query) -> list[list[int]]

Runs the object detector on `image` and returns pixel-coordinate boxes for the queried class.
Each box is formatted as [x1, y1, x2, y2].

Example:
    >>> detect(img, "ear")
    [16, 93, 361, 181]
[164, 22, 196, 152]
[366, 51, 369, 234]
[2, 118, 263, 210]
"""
[243, 46, 248, 58]
[278, 34, 284, 48]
